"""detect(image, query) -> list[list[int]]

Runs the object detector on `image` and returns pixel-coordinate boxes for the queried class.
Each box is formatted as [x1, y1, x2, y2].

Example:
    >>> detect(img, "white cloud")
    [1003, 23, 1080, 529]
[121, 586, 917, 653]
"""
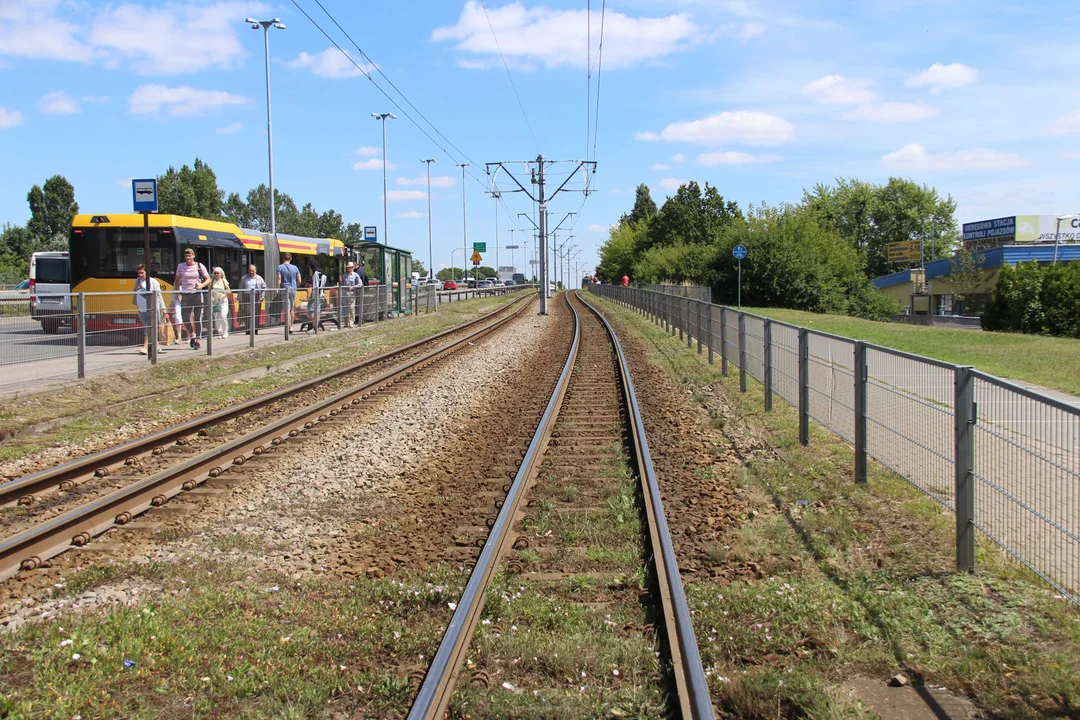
[216, 121, 243, 135]
[905, 63, 978, 93]
[81, 95, 110, 104]
[128, 85, 247, 116]
[432, 1, 704, 70]
[671, 153, 685, 163]
[696, 151, 781, 165]
[0, 107, 23, 128]
[383, 190, 427, 202]
[355, 146, 381, 157]
[353, 158, 397, 171]
[844, 100, 938, 123]
[637, 111, 794, 146]
[714, 21, 765, 39]
[90, 2, 267, 75]
[397, 211, 428, 219]
[287, 48, 374, 79]
[0, 1, 92, 62]
[651, 163, 672, 170]
[38, 91, 80, 115]
[1049, 111, 1080, 134]
[880, 143, 1028, 172]
[587, 223, 614, 232]
[658, 178, 687, 192]
[801, 75, 877, 105]
[396, 176, 456, 188]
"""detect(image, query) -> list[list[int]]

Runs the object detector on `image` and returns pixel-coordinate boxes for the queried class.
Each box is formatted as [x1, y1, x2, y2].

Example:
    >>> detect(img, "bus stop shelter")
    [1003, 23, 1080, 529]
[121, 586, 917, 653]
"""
[347, 240, 414, 315]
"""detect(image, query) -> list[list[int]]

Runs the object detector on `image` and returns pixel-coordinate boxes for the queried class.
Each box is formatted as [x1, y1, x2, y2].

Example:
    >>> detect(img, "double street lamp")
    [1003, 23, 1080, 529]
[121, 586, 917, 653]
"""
[246, 17, 285, 235]
[372, 112, 396, 245]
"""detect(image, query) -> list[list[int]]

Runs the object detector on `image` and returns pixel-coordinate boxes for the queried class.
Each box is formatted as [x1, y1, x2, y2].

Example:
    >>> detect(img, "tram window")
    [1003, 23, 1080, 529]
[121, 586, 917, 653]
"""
[70, 228, 176, 282]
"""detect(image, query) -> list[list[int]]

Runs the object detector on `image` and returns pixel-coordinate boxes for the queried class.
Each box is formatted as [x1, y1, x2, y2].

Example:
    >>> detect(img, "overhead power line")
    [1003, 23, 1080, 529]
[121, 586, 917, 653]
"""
[591, 0, 606, 162]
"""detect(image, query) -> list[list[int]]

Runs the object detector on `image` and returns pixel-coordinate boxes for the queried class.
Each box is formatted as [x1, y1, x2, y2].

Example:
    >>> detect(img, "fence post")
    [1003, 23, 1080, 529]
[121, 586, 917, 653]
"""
[798, 328, 809, 446]
[854, 341, 868, 484]
[149, 293, 158, 366]
[678, 297, 684, 341]
[763, 319, 773, 411]
[686, 298, 693, 348]
[720, 307, 728, 376]
[250, 289, 257, 348]
[955, 366, 976, 572]
[205, 289, 213, 356]
[358, 287, 365, 327]
[338, 287, 345, 328]
[77, 293, 86, 379]
[738, 312, 747, 393]
[707, 303, 714, 365]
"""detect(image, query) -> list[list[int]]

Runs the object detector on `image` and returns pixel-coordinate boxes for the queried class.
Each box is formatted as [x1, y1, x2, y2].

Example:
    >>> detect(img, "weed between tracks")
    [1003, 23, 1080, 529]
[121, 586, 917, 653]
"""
[591, 296, 1080, 720]
[0, 558, 472, 719]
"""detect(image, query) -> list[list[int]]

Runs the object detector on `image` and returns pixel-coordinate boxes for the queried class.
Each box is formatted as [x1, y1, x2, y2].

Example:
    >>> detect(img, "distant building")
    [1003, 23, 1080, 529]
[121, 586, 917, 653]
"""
[874, 244, 1080, 315]
[498, 265, 516, 282]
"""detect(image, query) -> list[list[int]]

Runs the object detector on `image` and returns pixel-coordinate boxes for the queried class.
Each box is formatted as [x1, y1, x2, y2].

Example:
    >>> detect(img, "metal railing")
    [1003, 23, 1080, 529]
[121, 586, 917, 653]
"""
[591, 283, 1080, 606]
[639, 283, 712, 302]
[0, 285, 435, 383]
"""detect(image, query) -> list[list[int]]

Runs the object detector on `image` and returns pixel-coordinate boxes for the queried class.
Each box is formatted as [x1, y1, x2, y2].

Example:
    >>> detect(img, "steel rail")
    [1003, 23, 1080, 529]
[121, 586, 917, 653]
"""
[578, 290, 715, 719]
[408, 291, 715, 720]
[407, 293, 583, 720]
[0, 298, 532, 583]
[0, 295, 532, 508]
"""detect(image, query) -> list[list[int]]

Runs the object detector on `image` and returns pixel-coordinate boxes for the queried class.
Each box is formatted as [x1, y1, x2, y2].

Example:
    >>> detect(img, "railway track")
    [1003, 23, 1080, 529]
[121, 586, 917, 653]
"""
[408, 291, 714, 719]
[0, 294, 535, 583]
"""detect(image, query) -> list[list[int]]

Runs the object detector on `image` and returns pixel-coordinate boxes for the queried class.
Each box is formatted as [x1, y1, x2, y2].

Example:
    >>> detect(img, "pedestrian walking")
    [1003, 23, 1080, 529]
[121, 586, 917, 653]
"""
[238, 263, 266, 335]
[277, 253, 301, 330]
[621, 274, 630, 287]
[169, 292, 186, 345]
[173, 248, 210, 350]
[305, 262, 326, 333]
[342, 261, 361, 327]
[132, 264, 165, 355]
[210, 267, 231, 338]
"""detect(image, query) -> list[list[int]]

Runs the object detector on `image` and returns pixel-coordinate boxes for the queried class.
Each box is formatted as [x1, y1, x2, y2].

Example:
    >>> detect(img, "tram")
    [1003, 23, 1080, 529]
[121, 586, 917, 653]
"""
[68, 213, 415, 331]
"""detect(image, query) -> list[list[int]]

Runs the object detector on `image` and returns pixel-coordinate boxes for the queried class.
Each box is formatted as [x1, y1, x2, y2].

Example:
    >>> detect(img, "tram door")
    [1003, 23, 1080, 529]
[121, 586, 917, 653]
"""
[193, 248, 212, 278]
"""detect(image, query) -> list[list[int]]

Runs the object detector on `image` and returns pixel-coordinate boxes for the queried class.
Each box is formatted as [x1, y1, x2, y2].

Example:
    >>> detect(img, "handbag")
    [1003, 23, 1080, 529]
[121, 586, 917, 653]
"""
[159, 320, 175, 345]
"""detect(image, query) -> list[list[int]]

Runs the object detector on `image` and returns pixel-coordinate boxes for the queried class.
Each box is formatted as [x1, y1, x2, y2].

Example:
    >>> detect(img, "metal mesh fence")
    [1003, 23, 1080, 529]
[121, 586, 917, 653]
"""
[640, 284, 711, 302]
[587, 283, 1080, 605]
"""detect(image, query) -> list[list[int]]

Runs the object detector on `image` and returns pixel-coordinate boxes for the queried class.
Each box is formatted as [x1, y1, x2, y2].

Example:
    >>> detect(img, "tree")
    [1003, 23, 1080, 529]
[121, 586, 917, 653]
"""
[223, 192, 256, 228]
[645, 181, 740, 252]
[27, 175, 78, 247]
[596, 221, 642, 283]
[437, 267, 465, 282]
[156, 159, 224, 220]
[0, 224, 35, 278]
[947, 249, 988, 314]
[244, 184, 298, 233]
[620, 183, 657, 227]
[475, 265, 497, 279]
[317, 209, 345, 239]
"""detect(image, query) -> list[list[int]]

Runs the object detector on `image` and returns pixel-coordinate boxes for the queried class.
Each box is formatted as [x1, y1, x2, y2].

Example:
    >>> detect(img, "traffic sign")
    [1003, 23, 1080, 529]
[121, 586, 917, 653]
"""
[473, 242, 487, 253]
[732, 244, 747, 260]
[132, 179, 158, 213]
[470, 250, 483, 264]
[364, 226, 377, 242]
[504, 244, 519, 250]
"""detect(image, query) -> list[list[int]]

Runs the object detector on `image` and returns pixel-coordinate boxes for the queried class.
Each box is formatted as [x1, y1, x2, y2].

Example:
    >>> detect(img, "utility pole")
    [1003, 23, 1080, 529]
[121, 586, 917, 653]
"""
[246, 17, 285, 236]
[488, 190, 501, 280]
[456, 163, 469, 282]
[421, 158, 436, 280]
[371, 112, 396, 244]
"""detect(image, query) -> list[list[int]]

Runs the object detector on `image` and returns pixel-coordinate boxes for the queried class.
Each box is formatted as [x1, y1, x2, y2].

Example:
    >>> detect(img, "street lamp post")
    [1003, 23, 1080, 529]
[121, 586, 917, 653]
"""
[246, 17, 285, 235]
[372, 112, 396, 245]
[456, 164, 469, 282]
[421, 158, 436, 278]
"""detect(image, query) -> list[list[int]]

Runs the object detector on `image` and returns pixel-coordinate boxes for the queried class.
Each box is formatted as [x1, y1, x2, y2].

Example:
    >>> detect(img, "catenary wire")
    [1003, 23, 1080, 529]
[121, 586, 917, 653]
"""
[478, 0, 541, 153]
[591, 0, 606, 162]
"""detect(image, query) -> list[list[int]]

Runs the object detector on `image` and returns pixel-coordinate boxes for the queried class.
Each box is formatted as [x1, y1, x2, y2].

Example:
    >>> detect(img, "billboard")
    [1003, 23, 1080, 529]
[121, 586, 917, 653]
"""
[887, 240, 921, 263]
[963, 215, 1080, 249]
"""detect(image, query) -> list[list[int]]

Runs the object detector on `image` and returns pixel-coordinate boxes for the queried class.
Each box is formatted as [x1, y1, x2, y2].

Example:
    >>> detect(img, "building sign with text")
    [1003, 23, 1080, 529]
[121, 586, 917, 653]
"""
[963, 214, 1080, 249]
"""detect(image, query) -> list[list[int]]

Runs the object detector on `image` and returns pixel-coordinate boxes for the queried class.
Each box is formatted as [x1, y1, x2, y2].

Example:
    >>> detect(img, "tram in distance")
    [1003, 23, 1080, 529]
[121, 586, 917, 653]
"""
[69, 213, 348, 332]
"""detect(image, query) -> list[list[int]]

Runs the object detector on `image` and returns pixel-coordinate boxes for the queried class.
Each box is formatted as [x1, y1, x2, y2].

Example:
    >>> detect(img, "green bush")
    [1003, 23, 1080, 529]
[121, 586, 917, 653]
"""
[983, 261, 1080, 337]
[1041, 262, 1080, 338]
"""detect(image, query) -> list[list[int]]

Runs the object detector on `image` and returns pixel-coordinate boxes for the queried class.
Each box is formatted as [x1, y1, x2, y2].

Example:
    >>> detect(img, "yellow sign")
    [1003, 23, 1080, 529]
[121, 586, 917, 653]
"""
[470, 250, 482, 263]
[887, 240, 921, 263]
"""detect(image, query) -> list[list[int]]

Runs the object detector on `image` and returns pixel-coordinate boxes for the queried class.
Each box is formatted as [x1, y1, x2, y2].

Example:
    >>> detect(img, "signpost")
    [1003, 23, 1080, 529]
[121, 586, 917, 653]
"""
[132, 179, 158, 364]
[364, 226, 377, 242]
[732, 244, 747, 310]
[472, 242, 487, 253]
[470, 250, 482, 266]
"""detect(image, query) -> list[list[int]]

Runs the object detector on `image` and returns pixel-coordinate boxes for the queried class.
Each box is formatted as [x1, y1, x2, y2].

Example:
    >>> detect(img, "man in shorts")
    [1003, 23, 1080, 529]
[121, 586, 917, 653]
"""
[277, 253, 301, 330]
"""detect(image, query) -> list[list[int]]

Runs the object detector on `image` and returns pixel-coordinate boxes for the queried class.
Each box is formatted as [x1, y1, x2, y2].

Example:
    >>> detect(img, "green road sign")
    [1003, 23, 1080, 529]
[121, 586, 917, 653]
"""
[473, 242, 487, 253]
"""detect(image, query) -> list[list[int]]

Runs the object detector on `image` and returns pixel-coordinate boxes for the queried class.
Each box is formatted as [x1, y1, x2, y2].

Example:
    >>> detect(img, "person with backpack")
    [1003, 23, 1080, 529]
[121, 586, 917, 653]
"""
[173, 248, 211, 350]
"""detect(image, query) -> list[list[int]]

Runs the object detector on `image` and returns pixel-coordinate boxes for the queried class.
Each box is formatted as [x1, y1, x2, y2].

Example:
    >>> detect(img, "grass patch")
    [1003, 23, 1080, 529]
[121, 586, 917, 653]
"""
[591, 293, 1080, 719]
[0, 560, 470, 719]
[0, 294, 523, 465]
[745, 305, 1080, 396]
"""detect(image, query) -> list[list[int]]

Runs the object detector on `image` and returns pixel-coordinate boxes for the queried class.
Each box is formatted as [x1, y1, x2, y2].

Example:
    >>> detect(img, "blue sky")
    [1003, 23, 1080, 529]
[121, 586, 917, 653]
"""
[3, 0, 1080, 278]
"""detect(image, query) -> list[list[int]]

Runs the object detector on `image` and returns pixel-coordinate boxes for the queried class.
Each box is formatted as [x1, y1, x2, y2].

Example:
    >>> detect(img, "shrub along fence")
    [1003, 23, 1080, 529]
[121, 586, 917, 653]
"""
[590, 283, 1080, 607]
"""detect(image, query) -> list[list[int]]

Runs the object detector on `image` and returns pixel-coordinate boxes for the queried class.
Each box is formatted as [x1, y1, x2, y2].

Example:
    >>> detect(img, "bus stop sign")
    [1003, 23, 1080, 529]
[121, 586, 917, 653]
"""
[132, 179, 158, 213]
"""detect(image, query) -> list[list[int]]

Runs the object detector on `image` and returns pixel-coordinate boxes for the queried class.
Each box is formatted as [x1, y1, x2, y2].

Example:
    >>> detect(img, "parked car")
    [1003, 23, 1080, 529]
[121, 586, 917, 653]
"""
[503, 279, 516, 286]
[443, 280, 458, 290]
[12, 279, 30, 292]
[467, 279, 478, 288]
[30, 251, 71, 334]
[478, 279, 494, 288]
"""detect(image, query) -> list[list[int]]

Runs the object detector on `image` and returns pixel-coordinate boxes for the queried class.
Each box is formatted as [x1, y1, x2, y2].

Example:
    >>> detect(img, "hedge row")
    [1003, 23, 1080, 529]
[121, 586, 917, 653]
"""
[982, 261, 1080, 337]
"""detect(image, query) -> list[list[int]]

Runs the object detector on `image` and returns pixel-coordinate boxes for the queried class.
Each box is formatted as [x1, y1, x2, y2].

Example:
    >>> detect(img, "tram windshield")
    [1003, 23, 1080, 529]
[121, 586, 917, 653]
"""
[70, 226, 176, 284]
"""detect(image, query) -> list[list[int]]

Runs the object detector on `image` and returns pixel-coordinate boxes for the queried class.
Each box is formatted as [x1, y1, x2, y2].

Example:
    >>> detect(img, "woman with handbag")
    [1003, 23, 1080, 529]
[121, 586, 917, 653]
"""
[210, 267, 232, 339]
[132, 264, 166, 355]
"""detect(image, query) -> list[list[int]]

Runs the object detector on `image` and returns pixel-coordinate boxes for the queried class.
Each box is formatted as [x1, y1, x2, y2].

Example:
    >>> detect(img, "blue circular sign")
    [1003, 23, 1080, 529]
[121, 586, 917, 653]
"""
[733, 244, 747, 260]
